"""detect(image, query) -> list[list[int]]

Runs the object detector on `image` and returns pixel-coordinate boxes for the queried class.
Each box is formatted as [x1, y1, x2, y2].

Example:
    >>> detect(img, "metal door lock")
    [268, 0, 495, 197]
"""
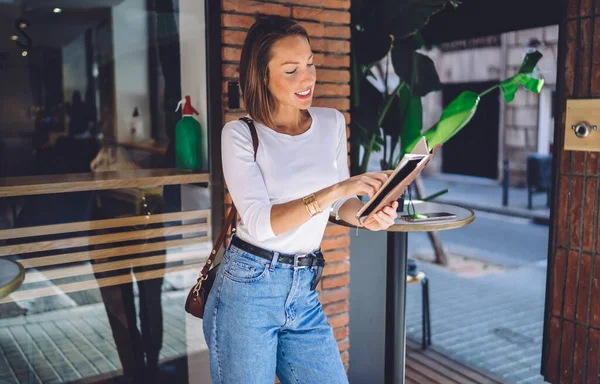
[572, 122, 597, 138]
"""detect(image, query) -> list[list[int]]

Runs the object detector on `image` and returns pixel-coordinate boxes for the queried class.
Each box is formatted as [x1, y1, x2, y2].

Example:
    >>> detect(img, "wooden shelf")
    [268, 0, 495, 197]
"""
[0, 169, 209, 198]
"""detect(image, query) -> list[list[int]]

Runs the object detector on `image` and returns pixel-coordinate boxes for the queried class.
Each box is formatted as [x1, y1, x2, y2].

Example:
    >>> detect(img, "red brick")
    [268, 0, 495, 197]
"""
[223, 46, 242, 62]
[556, 176, 569, 247]
[323, 54, 350, 68]
[337, 339, 349, 352]
[593, 17, 600, 96]
[560, 321, 575, 383]
[222, 64, 239, 78]
[313, 53, 325, 66]
[292, 7, 350, 24]
[573, 151, 585, 174]
[284, 0, 350, 9]
[592, 260, 600, 327]
[321, 235, 350, 251]
[587, 152, 598, 174]
[588, 329, 600, 382]
[323, 299, 349, 316]
[581, 0, 593, 16]
[569, 176, 583, 248]
[567, 0, 578, 18]
[575, 253, 592, 322]
[572, 325, 587, 382]
[311, 98, 350, 110]
[325, 224, 350, 237]
[323, 249, 350, 263]
[223, 30, 247, 45]
[582, 177, 597, 251]
[311, 39, 351, 53]
[334, 326, 349, 341]
[222, 13, 255, 29]
[565, 22, 577, 97]
[552, 250, 566, 316]
[323, 261, 350, 276]
[341, 351, 349, 364]
[342, 112, 351, 124]
[546, 317, 561, 383]
[324, 25, 351, 39]
[299, 21, 324, 38]
[564, 250, 579, 320]
[222, 0, 290, 17]
[577, 19, 592, 97]
[322, 274, 349, 289]
[316, 68, 350, 83]
[318, 287, 349, 305]
[314, 84, 350, 97]
[328, 313, 349, 329]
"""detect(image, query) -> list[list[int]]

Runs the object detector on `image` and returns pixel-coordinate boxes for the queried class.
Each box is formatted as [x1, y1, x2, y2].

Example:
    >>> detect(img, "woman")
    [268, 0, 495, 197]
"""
[202, 15, 399, 383]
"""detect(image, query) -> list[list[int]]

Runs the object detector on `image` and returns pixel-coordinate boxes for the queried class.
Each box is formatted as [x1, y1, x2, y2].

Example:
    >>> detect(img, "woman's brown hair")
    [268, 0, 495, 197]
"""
[239, 15, 310, 129]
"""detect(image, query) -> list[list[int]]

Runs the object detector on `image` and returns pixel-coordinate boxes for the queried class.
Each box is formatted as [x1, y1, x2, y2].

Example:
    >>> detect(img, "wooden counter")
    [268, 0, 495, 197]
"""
[0, 169, 209, 198]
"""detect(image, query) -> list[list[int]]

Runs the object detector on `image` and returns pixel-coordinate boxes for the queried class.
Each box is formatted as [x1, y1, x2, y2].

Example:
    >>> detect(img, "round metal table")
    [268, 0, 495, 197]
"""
[0, 259, 25, 299]
[331, 200, 474, 384]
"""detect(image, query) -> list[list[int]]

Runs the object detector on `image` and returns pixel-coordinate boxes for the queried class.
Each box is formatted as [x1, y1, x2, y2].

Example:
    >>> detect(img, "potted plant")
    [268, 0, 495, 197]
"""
[349, 0, 545, 264]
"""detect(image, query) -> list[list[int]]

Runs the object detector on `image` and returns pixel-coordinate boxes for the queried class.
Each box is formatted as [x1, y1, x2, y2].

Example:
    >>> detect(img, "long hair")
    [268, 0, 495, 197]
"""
[239, 15, 309, 129]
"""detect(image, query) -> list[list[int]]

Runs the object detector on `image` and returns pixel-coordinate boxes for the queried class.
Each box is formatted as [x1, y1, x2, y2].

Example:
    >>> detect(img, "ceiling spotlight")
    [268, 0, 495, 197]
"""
[53, 8, 62, 13]
[22, 51, 28, 57]
[10, 35, 18, 41]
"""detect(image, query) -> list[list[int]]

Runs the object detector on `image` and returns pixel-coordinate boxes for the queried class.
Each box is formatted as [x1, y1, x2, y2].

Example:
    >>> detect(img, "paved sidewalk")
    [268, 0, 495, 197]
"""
[420, 174, 550, 223]
[404, 260, 548, 384]
[0, 290, 207, 384]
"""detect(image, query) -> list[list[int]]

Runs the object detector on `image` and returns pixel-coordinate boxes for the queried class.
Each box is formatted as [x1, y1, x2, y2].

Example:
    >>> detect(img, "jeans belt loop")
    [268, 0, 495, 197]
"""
[269, 251, 279, 272]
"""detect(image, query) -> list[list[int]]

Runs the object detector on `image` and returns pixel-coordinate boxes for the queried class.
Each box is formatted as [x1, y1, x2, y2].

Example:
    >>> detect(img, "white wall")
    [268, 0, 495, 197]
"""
[111, 0, 151, 142]
[179, 0, 209, 169]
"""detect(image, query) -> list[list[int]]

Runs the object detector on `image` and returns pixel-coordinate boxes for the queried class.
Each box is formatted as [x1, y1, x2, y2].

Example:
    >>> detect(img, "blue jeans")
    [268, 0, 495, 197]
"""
[202, 240, 348, 384]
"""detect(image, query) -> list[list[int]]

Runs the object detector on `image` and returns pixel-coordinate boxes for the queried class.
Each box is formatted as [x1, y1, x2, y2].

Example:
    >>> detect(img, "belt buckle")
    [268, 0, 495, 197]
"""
[293, 254, 309, 268]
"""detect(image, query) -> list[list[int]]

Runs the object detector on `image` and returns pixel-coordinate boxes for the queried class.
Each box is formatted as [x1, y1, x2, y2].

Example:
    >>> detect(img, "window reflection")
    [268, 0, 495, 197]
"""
[0, 1, 211, 383]
[0, 0, 209, 178]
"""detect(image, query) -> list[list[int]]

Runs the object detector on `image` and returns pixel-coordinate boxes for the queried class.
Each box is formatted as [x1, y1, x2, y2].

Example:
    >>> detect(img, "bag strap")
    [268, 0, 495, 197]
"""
[198, 117, 258, 280]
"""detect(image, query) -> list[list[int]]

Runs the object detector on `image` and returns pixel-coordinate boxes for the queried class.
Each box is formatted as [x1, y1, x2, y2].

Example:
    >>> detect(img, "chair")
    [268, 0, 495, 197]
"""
[408, 270, 431, 349]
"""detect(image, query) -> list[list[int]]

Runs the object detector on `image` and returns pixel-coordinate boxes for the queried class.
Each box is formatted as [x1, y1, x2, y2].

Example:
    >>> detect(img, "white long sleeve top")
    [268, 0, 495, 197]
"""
[221, 107, 355, 255]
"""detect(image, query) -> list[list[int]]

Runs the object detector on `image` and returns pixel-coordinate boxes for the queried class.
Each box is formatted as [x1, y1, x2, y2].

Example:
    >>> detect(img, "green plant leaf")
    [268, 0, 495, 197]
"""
[391, 39, 441, 97]
[405, 91, 480, 153]
[518, 50, 543, 74]
[499, 78, 519, 103]
[515, 73, 544, 93]
[400, 95, 423, 160]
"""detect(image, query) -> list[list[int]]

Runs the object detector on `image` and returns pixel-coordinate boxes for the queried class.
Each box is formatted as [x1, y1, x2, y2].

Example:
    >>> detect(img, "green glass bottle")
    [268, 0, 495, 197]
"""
[175, 95, 204, 171]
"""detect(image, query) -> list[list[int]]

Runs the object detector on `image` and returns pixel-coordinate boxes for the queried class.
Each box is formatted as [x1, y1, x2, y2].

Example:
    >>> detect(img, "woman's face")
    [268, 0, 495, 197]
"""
[267, 35, 316, 111]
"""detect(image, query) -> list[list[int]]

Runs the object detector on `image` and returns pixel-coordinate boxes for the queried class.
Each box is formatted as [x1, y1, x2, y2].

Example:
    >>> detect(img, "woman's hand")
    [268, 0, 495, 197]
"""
[360, 201, 399, 231]
[336, 171, 393, 200]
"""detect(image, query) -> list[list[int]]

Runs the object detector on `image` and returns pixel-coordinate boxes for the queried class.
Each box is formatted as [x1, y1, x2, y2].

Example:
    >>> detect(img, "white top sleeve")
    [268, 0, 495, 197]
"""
[221, 121, 276, 242]
[330, 110, 359, 220]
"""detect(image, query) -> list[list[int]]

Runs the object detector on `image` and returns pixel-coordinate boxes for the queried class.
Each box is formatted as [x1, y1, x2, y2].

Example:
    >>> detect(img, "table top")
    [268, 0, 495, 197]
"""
[0, 259, 24, 299]
[330, 200, 475, 233]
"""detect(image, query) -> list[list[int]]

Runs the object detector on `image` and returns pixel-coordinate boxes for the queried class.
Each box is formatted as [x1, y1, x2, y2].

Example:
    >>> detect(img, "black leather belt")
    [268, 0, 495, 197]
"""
[230, 235, 325, 268]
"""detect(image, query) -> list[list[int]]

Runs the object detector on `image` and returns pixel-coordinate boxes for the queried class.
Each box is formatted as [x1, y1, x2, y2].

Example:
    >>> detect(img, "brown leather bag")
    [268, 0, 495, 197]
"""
[185, 117, 258, 319]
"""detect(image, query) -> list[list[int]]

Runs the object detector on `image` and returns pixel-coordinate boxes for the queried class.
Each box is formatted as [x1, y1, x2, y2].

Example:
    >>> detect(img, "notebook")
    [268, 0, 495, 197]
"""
[355, 137, 437, 223]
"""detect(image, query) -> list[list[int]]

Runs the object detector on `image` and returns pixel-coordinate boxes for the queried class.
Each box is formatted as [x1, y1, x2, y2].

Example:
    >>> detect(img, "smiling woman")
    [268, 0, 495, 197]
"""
[201, 15, 398, 384]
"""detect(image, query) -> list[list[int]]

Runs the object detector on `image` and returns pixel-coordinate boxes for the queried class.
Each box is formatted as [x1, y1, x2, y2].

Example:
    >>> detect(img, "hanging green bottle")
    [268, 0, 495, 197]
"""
[175, 95, 204, 171]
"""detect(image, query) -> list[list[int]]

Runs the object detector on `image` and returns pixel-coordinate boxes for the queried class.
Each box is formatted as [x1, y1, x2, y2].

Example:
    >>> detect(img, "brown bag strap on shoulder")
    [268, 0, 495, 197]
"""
[198, 117, 258, 280]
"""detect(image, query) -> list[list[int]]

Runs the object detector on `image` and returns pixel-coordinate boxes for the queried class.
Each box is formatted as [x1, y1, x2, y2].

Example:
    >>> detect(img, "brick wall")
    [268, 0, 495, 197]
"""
[220, 0, 353, 371]
[542, 1, 600, 383]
